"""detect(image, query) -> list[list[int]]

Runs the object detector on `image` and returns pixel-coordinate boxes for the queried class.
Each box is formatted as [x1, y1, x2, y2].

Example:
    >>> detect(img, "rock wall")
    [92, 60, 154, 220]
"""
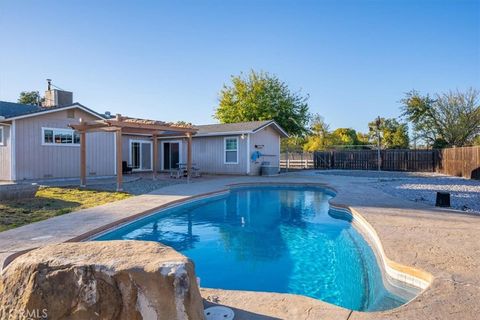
[0, 241, 205, 320]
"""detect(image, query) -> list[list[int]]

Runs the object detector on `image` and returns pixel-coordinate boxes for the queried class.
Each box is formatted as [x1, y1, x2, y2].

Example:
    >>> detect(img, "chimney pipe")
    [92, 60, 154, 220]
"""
[47, 79, 52, 91]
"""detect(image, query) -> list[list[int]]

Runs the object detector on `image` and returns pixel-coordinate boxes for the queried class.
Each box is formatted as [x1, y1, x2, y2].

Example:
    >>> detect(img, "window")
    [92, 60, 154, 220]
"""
[67, 109, 75, 119]
[224, 137, 238, 164]
[0, 126, 4, 146]
[42, 128, 80, 146]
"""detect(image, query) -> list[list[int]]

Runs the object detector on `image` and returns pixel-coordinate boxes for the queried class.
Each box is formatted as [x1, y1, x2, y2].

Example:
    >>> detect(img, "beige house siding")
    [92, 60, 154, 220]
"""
[14, 109, 115, 180]
[156, 127, 281, 175]
[250, 126, 281, 175]
[0, 124, 12, 180]
[192, 135, 248, 175]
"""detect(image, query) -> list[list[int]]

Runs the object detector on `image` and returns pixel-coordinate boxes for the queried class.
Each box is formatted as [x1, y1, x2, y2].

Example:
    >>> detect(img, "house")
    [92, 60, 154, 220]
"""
[0, 86, 288, 182]
[0, 89, 115, 181]
[156, 121, 288, 175]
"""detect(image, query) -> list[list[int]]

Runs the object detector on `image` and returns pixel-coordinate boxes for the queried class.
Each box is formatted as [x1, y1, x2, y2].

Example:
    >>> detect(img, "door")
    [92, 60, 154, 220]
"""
[163, 142, 181, 170]
[130, 141, 152, 171]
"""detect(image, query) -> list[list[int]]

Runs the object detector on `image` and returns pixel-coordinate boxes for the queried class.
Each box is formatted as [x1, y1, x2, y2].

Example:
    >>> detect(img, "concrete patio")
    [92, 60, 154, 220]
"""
[0, 173, 479, 319]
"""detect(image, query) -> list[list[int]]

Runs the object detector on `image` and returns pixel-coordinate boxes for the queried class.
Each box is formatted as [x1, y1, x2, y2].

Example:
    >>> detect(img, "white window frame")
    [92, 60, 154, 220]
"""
[41, 127, 80, 147]
[129, 139, 153, 171]
[161, 140, 183, 170]
[224, 136, 239, 164]
[0, 126, 4, 146]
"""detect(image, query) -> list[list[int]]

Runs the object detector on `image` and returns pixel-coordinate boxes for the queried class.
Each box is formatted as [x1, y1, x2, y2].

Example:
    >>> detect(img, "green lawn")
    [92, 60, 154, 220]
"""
[0, 187, 131, 232]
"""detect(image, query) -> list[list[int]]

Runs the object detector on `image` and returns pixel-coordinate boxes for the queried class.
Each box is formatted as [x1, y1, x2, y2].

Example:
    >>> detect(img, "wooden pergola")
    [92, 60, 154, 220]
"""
[70, 114, 197, 191]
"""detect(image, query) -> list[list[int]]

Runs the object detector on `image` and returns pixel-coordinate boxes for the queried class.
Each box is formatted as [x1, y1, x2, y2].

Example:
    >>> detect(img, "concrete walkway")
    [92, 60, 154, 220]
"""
[0, 173, 479, 319]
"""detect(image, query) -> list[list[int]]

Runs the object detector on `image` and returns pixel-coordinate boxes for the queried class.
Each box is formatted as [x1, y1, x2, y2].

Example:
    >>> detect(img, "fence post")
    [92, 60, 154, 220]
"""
[286, 151, 289, 172]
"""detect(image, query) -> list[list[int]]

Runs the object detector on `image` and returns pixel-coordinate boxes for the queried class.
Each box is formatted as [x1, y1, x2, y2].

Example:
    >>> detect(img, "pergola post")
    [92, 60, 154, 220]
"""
[187, 133, 192, 181]
[70, 115, 197, 189]
[80, 130, 87, 187]
[116, 128, 123, 191]
[152, 134, 158, 180]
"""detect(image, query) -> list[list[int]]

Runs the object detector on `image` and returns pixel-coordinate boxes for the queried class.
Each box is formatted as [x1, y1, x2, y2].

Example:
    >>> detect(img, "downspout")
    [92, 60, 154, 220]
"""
[246, 133, 250, 175]
[11, 120, 16, 181]
[113, 132, 117, 175]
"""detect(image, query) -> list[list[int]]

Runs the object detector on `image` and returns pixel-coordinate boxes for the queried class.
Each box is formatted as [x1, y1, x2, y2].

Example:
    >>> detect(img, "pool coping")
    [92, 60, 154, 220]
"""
[86, 182, 432, 310]
[1, 175, 479, 319]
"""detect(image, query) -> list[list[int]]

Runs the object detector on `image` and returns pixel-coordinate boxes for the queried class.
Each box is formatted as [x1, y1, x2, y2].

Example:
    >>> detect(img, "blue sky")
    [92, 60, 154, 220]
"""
[0, 0, 478, 132]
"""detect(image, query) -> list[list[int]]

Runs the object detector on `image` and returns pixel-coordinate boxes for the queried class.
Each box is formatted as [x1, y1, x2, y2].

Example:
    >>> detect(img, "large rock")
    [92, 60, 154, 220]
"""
[0, 241, 205, 320]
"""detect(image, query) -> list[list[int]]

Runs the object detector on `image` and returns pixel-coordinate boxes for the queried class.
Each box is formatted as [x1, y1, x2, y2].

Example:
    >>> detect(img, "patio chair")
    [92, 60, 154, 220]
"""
[169, 167, 183, 179]
[192, 165, 201, 178]
[122, 161, 133, 174]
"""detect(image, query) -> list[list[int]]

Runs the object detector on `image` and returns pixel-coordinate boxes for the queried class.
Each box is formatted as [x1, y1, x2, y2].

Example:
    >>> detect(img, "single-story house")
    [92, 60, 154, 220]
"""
[0, 87, 288, 182]
[0, 100, 115, 181]
[158, 121, 288, 175]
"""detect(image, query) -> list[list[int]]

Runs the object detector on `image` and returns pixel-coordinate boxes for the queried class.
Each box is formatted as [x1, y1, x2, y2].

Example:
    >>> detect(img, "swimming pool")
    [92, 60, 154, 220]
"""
[94, 185, 420, 311]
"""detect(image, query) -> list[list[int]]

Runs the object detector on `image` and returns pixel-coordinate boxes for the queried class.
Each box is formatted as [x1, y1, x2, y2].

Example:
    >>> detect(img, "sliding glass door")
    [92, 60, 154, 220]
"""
[130, 141, 152, 171]
[162, 141, 181, 170]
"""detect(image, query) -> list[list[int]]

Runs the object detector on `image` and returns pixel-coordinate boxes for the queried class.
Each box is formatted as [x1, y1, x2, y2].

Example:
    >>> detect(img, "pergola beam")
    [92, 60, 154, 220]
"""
[69, 114, 198, 191]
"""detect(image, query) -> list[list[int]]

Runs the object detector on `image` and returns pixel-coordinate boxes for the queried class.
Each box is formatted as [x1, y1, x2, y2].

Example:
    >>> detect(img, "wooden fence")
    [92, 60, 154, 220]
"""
[280, 152, 314, 169]
[280, 146, 480, 179]
[436, 146, 480, 179]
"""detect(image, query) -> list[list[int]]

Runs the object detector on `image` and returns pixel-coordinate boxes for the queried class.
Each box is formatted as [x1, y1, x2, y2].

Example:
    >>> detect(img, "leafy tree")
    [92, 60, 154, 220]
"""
[18, 91, 43, 106]
[330, 128, 359, 146]
[474, 135, 480, 146]
[401, 88, 480, 147]
[356, 132, 371, 145]
[368, 117, 409, 149]
[215, 70, 310, 136]
[282, 136, 306, 153]
[303, 114, 333, 151]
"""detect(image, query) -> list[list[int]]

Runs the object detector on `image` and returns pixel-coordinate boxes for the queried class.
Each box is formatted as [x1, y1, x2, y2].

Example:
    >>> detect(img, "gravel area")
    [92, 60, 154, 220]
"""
[315, 170, 480, 214]
[36, 174, 189, 195]
[91, 177, 186, 195]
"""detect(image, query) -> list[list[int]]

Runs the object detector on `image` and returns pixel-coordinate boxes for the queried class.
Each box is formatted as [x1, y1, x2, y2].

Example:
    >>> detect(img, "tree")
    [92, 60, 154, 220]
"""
[356, 132, 371, 145]
[18, 91, 43, 106]
[282, 136, 306, 153]
[330, 128, 359, 146]
[303, 114, 333, 151]
[368, 117, 409, 149]
[215, 70, 310, 136]
[401, 89, 480, 147]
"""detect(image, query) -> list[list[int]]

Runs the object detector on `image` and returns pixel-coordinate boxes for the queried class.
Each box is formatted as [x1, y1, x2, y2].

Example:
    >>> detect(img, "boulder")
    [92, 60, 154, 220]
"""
[0, 241, 205, 320]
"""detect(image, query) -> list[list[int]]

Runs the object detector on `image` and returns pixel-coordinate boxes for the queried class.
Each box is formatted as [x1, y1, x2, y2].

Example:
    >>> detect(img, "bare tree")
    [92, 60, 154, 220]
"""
[401, 88, 480, 147]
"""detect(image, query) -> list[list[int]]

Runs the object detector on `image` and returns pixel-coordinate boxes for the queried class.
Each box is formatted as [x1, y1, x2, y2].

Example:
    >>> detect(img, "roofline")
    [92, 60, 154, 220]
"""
[192, 120, 289, 138]
[0, 103, 105, 122]
[252, 120, 289, 137]
[194, 130, 252, 137]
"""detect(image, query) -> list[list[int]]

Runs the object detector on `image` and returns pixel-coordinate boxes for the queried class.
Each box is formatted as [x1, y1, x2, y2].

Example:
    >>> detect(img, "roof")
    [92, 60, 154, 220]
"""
[195, 120, 288, 137]
[0, 101, 106, 121]
[0, 101, 43, 118]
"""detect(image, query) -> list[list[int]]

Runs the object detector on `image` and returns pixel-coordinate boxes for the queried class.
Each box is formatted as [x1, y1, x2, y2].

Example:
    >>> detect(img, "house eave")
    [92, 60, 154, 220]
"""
[0, 103, 105, 121]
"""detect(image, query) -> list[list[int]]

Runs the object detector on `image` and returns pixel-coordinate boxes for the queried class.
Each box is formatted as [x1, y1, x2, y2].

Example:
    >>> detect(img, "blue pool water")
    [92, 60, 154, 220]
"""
[95, 186, 413, 311]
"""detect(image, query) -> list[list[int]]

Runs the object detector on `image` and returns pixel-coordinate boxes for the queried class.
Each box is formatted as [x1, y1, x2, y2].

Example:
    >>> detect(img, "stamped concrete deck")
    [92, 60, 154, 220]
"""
[1, 173, 479, 319]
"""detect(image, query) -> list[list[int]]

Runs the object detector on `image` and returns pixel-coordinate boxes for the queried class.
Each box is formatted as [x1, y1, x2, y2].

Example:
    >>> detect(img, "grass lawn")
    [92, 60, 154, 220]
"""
[0, 187, 131, 232]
